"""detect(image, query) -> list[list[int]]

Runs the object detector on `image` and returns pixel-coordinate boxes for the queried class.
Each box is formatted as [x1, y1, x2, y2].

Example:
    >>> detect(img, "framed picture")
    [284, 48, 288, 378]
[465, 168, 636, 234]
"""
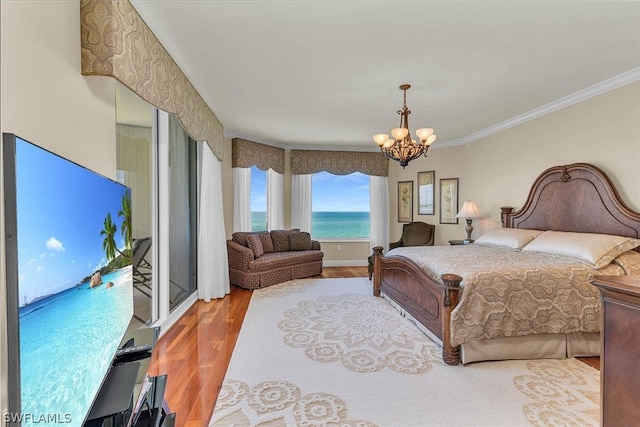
[439, 178, 459, 224]
[397, 181, 413, 223]
[417, 171, 435, 215]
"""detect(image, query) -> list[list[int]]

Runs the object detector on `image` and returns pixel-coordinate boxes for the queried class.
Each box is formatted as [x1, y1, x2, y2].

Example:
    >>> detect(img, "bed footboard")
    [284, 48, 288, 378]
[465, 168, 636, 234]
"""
[372, 246, 462, 365]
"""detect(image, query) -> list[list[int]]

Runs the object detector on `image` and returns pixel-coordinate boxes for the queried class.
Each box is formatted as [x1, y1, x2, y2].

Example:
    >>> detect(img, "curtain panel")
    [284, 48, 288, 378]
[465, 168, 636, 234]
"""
[291, 174, 312, 233]
[291, 150, 389, 177]
[198, 142, 230, 301]
[267, 169, 285, 230]
[370, 176, 390, 252]
[233, 168, 252, 232]
[232, 138, 285, 174]
[80, 0, 224, 160]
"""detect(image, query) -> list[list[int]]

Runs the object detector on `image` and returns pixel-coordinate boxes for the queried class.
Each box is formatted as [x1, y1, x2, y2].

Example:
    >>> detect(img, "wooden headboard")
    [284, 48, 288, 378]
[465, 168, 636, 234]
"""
[501, 163, 640, 246]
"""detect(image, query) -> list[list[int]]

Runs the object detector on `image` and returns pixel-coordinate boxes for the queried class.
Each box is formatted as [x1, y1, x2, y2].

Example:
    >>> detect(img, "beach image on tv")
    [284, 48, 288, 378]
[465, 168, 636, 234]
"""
[15, 138, 133, 426]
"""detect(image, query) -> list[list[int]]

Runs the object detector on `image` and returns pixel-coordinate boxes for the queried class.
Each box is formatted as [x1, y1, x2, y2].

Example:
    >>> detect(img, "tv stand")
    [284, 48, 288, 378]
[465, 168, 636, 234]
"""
[84, 327, 175, 426]
[86, 362, 140, 424]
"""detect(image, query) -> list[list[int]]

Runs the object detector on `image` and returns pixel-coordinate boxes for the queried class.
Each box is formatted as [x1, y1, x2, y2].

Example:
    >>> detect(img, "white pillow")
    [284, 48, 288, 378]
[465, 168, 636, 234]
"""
[473, 228, 543, 250]
[521, 230, 640, 269]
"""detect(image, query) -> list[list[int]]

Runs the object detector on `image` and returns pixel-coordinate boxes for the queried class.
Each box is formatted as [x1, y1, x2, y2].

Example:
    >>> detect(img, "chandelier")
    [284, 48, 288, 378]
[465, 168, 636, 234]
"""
[373, 84, 436, 168]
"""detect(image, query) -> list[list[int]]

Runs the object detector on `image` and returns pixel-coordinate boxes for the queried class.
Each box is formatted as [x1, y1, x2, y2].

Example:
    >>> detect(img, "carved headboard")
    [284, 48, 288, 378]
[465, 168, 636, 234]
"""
[501, 163, 640, 248]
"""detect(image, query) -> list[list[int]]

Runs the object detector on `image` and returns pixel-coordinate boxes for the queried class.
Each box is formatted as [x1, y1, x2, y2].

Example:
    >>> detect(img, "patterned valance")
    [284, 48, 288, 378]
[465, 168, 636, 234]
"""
[80, 0, 224, 161]
[291, 150, 389, 177]
[232, 139, 285, 174]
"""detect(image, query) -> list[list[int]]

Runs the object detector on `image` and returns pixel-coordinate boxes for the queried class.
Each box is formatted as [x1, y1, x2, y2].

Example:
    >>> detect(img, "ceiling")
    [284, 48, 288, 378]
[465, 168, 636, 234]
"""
[129, 1, 640, 151]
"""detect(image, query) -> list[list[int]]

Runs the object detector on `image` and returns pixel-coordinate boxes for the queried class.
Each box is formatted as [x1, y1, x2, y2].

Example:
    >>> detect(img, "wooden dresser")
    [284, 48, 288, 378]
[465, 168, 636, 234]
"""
[590, 275, 640, 426]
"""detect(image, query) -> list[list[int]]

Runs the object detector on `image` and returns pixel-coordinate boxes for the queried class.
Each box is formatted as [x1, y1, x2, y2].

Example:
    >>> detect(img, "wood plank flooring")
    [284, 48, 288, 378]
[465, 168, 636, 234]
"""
[146, 266, 600, 426]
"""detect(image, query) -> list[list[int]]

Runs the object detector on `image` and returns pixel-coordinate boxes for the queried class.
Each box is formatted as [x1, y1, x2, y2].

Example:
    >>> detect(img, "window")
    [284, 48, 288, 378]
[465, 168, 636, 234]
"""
[250, 165, 267, 231]
[311, 171, 370, 239]
[167, 114, 198, 311]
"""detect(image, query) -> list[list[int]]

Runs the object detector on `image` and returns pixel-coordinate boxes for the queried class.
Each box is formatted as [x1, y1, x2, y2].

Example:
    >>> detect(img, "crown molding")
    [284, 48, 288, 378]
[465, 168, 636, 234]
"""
[432, 67, 640, 149]
[225, 68, 640, 152]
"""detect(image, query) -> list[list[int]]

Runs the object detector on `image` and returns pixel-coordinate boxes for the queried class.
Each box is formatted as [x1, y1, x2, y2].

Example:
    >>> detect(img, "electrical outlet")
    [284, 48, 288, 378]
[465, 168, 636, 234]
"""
[337, 244, 342, 251]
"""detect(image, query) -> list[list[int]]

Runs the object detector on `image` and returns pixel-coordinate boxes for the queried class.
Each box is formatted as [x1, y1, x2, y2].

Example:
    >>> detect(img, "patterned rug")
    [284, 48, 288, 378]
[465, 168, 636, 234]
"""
[210, 278, 599, 426]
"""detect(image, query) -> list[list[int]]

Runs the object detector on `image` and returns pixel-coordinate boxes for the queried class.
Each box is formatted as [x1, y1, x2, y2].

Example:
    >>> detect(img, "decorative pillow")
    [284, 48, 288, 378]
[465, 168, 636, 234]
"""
[270, 229, 300, 252]
[290, 231, 312, 251]
[613, 250, 640, 275]
[521, 230, 640, 269]
[231, 231, 253, 247]
[258, 232, 274, 253]
[246, 234, 264, 258]
[474, 228, 543, 250]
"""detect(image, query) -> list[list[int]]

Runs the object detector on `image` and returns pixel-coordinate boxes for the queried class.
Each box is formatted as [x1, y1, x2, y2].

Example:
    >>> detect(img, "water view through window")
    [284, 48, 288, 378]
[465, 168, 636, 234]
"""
[250, 170, 370, 238]
[251, 211, 370, 238]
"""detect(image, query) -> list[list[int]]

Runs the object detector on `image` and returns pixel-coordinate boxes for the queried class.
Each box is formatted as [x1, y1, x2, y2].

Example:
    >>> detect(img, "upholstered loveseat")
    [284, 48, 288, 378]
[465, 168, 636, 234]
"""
[227, 229, 323, 289]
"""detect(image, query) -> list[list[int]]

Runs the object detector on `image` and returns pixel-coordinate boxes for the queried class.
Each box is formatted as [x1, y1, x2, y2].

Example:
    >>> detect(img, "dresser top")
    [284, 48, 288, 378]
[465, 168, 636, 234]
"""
[590, 275, 640, 298]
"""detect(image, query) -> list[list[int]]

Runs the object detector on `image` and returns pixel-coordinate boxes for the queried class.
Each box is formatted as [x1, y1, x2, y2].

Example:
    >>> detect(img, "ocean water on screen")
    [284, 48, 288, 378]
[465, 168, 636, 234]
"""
[18, 268, 133, 427]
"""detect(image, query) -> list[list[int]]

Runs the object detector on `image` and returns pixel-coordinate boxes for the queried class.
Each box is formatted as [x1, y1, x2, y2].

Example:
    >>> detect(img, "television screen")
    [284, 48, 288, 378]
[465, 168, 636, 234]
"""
[3, 133, 134, 426]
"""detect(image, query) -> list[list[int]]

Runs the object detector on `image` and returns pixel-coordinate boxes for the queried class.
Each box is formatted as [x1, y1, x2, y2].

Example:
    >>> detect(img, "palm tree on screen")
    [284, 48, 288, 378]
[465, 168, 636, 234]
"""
[118, 193, 132, 251]
[100, 213, 118, 261]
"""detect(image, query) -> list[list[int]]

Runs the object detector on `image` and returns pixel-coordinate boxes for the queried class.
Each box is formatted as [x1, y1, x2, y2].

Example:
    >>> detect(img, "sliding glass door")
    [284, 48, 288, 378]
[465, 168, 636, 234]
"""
[168, 114, 198, 310]
[116, 82, 198, 327]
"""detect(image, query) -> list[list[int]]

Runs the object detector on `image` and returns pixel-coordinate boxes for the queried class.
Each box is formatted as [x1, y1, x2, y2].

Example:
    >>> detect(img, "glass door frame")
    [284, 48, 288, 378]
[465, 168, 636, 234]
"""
[152, 110, 199, 330]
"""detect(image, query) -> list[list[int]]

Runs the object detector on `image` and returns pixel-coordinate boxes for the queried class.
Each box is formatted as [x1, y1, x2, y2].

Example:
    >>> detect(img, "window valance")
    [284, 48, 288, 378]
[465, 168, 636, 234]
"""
[291, 150, 389, 177]
[232, 138, 285, 174]
[80, 0, 224, 161]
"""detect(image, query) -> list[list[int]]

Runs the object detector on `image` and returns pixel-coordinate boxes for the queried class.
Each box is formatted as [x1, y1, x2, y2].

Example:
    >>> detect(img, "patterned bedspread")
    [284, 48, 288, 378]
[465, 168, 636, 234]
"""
[385, 245, 636, 347]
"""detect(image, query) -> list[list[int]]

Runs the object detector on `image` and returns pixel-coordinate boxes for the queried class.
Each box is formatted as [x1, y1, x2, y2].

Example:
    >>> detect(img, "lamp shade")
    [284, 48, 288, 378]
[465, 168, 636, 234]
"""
[391, 127, 409, 140]
[456, 201, 482, 218]
[373, 134, 388, 146]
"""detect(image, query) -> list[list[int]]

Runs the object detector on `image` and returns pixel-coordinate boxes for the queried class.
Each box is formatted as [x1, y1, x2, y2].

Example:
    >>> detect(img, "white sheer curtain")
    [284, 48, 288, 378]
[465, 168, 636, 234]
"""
[233, 167, 251, 232]
[197, 142, 230, 301]
[370, 175, 390, 252]
[267, 168, 284, 230]
[291, 174, 312, 233]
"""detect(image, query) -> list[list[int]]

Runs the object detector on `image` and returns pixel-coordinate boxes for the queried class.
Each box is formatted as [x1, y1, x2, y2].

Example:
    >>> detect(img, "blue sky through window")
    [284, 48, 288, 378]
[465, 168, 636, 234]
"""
[250, 168, 370, 212]
[312, 171, 369, 212]
[250, 165, 267, 211]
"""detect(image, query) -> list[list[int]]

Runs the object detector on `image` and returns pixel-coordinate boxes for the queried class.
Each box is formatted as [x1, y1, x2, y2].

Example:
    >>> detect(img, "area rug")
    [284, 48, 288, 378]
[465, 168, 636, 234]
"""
[210, 277, 599, 426]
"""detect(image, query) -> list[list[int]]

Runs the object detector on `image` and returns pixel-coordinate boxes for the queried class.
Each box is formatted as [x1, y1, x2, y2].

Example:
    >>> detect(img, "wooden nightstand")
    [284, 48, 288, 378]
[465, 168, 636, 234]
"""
[589, 275, 640, 426]
[449, 240, 473, 245]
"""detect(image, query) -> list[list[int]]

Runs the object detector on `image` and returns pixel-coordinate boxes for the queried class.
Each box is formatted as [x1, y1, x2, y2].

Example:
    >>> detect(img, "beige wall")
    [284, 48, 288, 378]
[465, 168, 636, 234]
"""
[390, 81, 640, 246]
[0, 1, 117, 418]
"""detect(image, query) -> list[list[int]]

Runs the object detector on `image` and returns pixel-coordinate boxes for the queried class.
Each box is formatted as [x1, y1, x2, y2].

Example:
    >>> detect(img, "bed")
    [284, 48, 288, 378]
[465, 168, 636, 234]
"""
[372, 163, 640, 365]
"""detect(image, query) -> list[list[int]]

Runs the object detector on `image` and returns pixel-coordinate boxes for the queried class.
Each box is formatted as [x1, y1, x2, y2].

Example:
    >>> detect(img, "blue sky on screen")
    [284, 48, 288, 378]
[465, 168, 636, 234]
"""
[15, 138, 129, 302]
[250, 166, 370, 212]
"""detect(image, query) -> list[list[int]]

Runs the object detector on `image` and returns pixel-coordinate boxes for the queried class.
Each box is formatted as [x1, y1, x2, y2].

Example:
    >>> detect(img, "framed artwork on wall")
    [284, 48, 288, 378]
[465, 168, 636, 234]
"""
[439, 178, 459, 224]
[398, 181, 413, 223]
[417, 170, 435, 215]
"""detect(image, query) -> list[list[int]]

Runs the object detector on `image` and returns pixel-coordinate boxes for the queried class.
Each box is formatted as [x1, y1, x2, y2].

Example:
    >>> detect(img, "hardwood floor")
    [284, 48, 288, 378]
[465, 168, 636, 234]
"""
[147, 266, 600, 426]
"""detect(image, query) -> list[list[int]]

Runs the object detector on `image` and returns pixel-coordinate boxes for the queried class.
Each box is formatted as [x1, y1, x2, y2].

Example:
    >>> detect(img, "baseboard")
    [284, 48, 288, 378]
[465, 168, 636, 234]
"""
[323, 260, 368, 267]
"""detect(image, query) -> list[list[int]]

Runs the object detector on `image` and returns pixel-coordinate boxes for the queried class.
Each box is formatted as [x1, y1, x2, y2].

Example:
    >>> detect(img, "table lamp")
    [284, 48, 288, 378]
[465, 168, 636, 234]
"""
[456, 201, 482, 243]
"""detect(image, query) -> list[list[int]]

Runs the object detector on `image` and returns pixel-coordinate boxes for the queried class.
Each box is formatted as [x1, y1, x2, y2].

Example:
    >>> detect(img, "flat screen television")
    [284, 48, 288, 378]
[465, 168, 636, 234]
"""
[3, 133, 134, 426]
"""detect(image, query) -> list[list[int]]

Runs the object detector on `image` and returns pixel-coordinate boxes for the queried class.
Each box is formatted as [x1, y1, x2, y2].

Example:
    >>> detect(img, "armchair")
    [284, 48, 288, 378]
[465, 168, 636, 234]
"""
[389, 221, 435, 249]
[368, 221, 435, 279]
